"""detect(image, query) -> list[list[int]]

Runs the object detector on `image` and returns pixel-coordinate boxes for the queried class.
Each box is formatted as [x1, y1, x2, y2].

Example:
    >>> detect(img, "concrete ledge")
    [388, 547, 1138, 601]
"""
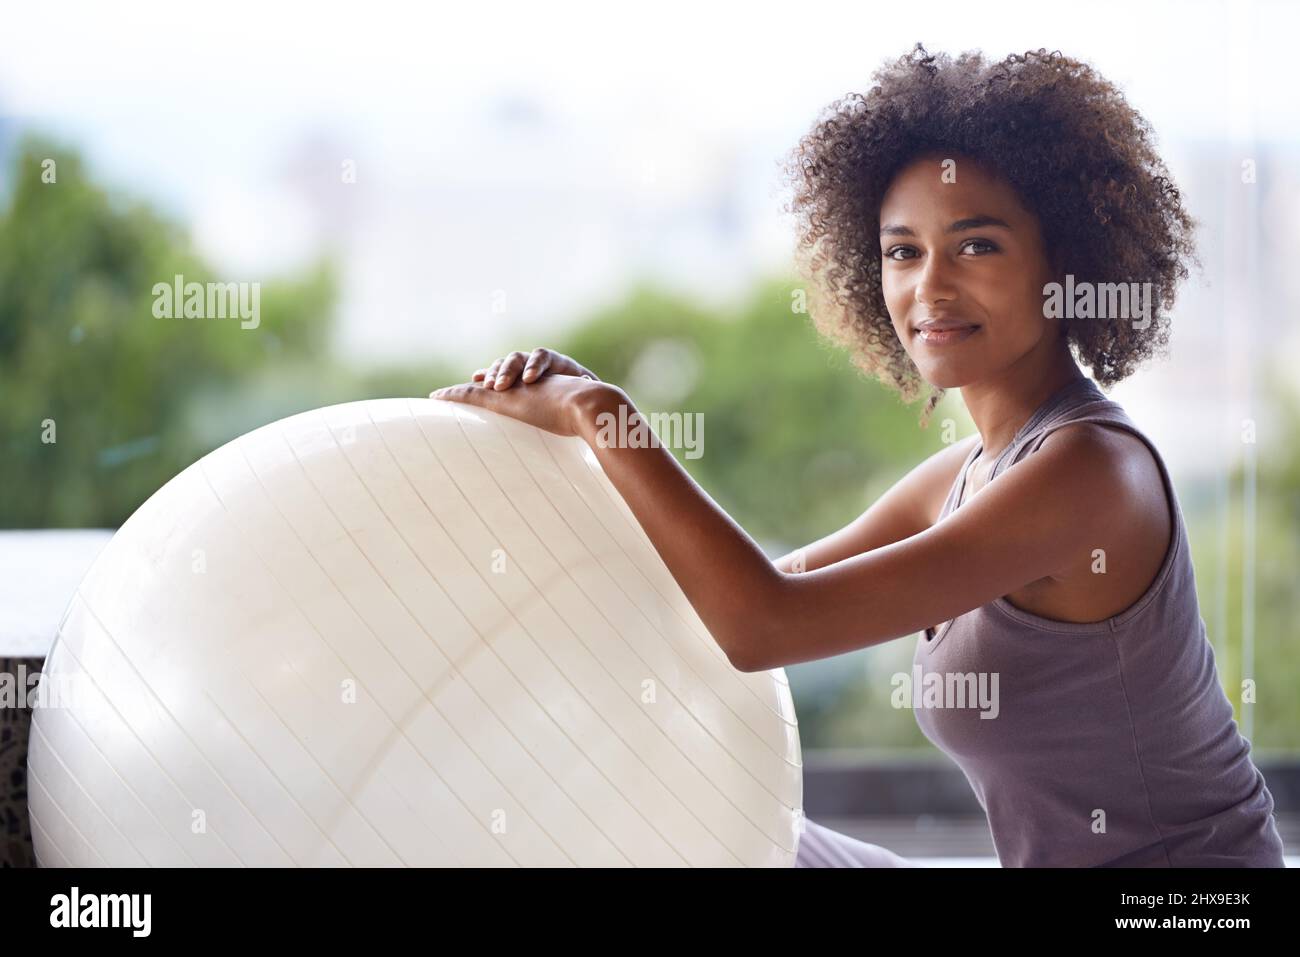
[0, 529, 113, 658]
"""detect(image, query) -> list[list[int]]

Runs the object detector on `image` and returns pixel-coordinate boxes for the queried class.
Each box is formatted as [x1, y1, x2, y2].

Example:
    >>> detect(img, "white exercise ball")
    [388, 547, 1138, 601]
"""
[27, 398, 802, 866]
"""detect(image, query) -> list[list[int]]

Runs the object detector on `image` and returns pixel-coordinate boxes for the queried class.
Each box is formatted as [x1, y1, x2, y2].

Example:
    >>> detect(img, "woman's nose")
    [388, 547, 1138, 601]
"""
[913, 253, 959, 306]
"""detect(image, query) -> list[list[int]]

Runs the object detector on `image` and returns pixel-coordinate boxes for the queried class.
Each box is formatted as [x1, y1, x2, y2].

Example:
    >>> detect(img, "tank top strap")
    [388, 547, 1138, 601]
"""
[987, 377, 1108, 481]
[1021, 402, 1135, 458]
[1007, 392, 1135, 468]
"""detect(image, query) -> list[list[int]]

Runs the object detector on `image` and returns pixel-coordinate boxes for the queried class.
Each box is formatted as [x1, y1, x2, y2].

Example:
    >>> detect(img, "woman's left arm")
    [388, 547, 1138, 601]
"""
[568, 388, 1130, 672]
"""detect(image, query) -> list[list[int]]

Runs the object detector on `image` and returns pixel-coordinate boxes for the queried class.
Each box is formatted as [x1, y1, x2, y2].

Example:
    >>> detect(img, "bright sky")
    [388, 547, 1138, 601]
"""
[3, 0, 1294, 136]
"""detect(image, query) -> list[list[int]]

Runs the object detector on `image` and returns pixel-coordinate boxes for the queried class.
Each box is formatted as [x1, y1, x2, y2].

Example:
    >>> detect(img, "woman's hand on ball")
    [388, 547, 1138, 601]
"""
[430, 368, 617, 438]
[472, 347, 600, 391]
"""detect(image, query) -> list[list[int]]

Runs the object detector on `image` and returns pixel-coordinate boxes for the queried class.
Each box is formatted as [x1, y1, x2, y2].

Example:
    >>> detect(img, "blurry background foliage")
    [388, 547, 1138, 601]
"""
[2, 135, 1296, 753]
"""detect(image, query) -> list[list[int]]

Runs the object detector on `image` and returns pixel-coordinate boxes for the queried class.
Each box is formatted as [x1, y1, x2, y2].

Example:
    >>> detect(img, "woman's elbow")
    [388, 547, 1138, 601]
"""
[726, 642, 768, 673]
[720, 571, 790, 672]
[729, 652, 770, 674]
[724, 604, 783, 672]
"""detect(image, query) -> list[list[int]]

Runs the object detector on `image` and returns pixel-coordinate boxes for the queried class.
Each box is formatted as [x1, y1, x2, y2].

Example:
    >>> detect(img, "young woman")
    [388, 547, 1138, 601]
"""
[431, 45, 1285, 868]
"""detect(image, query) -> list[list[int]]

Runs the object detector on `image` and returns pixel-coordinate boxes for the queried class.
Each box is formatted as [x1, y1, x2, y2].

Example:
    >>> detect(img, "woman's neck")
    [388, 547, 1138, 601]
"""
[959, 346, 1087, 461]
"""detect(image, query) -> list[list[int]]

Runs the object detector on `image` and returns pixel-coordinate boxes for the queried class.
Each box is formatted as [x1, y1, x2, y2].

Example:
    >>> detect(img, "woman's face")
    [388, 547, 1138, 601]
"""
[878, 154, 1062, 390]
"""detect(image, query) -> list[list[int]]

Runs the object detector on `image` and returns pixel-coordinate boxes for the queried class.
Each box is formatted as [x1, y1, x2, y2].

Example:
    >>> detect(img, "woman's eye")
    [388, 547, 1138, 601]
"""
[884, 239, 995, 261]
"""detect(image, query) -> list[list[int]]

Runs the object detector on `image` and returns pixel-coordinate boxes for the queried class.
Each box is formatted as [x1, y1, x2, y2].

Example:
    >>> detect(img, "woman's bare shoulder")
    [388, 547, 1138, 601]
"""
[1034, 421, 1172, 586]
[1039, 421, 1165, 497]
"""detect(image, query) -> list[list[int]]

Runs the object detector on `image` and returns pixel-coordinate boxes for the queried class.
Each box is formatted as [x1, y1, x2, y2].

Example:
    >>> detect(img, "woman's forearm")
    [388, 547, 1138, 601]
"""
[570, 384, 784, 671]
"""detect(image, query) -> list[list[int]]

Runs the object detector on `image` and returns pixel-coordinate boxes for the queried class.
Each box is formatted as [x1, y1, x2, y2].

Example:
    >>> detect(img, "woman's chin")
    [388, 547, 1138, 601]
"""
[917, 366, 975, 391]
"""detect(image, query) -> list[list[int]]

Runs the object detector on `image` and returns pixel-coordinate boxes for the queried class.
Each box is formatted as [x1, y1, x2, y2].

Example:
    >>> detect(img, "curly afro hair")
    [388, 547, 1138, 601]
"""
[780, 43, 1201, 425]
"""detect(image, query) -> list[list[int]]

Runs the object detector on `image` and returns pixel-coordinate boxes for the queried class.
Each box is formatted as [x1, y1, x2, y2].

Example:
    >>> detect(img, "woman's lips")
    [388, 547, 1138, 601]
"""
[916, 325, 980, 345]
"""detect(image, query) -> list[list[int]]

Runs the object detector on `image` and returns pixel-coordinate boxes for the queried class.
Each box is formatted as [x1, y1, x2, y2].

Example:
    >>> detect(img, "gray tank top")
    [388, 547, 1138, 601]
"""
[912, 376, 1285, 867]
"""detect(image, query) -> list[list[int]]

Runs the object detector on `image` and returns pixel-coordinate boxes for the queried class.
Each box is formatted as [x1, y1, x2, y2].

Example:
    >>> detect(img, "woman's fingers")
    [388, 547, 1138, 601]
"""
[476, 347, 577, 391]
[490, 351, 529, 390]
[521, 348, 551, 383]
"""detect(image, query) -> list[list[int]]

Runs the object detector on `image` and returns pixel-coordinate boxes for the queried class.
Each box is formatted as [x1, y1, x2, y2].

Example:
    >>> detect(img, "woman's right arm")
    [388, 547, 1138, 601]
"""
[772, 434, 978, 574]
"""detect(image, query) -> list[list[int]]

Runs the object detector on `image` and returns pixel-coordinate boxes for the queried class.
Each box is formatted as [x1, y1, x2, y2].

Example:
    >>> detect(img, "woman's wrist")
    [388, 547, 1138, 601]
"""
[569, 381, 632, 444]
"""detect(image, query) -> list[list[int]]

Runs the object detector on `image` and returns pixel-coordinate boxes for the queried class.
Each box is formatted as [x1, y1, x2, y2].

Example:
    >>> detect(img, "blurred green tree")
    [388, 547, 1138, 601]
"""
[0, 136, 338, 526]
[1185, 369, 1300, 755]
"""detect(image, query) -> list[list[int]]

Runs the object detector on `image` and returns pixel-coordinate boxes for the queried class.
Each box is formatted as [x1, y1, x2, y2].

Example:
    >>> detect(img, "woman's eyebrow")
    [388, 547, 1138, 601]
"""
[879, 215, 1013, 237]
